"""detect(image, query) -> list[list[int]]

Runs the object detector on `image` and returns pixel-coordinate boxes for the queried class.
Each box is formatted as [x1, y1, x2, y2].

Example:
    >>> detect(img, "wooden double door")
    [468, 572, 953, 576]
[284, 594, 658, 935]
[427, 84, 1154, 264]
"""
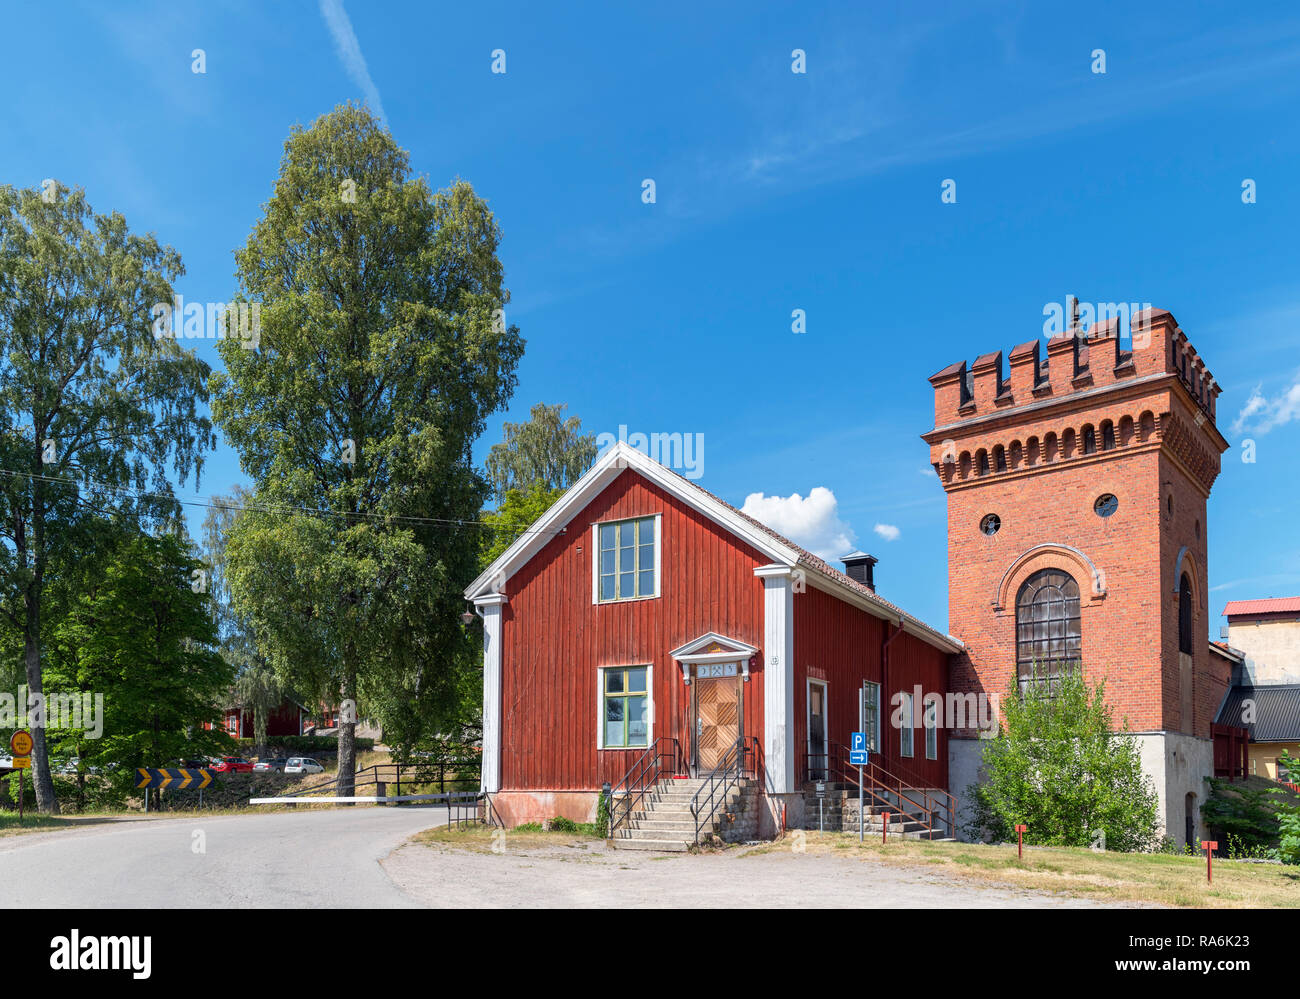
[693, 673, 743, 772]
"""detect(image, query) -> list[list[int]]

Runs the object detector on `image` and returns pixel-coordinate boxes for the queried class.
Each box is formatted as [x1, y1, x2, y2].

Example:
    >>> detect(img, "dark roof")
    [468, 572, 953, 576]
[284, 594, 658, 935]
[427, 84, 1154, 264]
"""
[658, 464, 962, 652]
[1217, 685, 1300, 743]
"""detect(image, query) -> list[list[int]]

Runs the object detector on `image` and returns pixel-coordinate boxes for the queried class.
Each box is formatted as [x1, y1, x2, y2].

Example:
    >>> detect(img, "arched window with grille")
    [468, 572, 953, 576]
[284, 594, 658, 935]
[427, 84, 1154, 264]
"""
[1179, 573, 1194, 654]
[1015, 569, 1082, 689]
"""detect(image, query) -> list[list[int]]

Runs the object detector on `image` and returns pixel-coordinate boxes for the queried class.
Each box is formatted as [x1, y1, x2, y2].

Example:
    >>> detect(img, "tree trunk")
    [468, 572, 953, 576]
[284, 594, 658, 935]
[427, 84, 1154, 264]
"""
[336, 668, 357, 801]
[23, 591, 58, 814]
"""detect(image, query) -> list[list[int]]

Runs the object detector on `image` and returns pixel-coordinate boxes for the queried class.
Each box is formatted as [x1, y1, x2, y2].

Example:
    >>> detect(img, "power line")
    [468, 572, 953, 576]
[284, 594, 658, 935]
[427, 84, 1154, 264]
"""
[0, 467, 565, 537]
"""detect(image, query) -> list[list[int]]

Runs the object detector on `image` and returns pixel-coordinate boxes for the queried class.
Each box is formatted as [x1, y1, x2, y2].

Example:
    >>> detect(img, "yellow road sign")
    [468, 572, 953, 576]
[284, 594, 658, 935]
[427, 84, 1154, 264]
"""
[12, 756, 31, 769]
[10, 730, 33, 756]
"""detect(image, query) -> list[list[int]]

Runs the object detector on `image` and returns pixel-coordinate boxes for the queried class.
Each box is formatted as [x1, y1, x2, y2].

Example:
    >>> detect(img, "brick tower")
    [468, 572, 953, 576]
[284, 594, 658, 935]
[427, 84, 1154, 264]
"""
[922, 305, 1232, 848]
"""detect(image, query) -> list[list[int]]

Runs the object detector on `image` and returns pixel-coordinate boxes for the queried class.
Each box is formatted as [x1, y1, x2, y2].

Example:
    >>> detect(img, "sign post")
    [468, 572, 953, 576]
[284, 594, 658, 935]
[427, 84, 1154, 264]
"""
[1202, 840, 1217, 883]
[135, 767, 214, 812]
[1015, 823, 1028, 859]
[815, 781, 825, 832]
[850, 732, 869, 843]
[10, 731, 33, 823]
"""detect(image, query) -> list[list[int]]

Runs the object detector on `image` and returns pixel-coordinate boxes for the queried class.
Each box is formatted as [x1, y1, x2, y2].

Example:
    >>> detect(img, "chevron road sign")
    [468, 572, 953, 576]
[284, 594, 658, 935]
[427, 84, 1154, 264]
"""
[135, 767, 213, 791]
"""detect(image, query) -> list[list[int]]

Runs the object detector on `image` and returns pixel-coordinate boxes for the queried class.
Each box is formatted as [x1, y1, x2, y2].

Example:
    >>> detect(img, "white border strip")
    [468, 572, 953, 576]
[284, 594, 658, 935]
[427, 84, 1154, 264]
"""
[249, 793, 474, 804]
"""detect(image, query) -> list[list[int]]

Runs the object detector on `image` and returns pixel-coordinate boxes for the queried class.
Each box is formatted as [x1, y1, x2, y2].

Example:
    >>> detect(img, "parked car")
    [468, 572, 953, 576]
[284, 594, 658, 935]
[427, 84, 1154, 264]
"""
[0, 755, 11, 769]
[210, 756, 254, 774]
[284, 757, 324, 775]
[252, 758, 288, 773]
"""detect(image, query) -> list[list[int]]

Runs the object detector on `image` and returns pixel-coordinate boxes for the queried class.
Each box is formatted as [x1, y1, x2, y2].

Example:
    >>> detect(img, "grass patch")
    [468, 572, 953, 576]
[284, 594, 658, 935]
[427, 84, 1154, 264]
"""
[0, 813, 73, 836]
[414, 822, 599, 854]
[745, 831, 1300, 908]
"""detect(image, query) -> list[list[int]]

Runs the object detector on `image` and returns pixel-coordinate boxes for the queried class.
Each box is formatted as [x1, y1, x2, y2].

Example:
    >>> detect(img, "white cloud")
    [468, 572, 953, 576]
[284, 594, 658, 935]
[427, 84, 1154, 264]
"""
[873, 523, 901, 542]
[740, 487, 855, 562]
[1232, 371, 1300, 435]
[319, 0, 388, 125]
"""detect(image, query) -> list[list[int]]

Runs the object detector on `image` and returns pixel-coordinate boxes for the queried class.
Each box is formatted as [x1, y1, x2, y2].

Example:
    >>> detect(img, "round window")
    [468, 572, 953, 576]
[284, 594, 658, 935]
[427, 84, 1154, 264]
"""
[980, 514, 1001, 536]
[1094, 494, 1118, 518]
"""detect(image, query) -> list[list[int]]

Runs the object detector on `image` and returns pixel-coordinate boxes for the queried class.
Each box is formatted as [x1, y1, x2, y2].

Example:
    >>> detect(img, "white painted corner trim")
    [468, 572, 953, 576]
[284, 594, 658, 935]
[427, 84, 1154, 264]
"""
[758, 564, 796, 794]
[474, 591, 507, 794]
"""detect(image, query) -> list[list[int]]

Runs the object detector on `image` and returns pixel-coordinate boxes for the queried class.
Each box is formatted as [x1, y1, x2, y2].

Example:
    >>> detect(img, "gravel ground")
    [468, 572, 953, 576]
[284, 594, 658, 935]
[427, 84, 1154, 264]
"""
[383, 837, 1151, 908]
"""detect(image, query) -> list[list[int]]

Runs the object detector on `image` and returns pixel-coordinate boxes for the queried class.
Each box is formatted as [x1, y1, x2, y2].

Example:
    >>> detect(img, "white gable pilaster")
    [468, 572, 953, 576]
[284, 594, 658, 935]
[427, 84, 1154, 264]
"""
[756, 565, 796, 793]
[475, 593, 508, 793]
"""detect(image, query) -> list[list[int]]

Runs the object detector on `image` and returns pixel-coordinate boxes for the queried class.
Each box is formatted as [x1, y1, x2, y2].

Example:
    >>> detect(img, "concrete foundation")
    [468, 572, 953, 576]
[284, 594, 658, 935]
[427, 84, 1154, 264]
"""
[951, 731, 1211, 849]
[948, 737, 986, 840]
[490, 790, 598, 827]
[1134, 731, 1214, 850]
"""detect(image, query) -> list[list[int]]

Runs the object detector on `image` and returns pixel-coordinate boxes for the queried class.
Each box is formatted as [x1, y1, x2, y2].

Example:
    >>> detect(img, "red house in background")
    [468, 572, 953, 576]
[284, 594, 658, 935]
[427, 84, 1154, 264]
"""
[466, 442, 961, 840]
[217, 697, 307, 740]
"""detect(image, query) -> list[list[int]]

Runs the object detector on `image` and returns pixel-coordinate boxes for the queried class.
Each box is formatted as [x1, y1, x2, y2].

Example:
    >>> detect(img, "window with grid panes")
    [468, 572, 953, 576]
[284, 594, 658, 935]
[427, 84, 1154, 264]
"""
[602, 666, 649, 748]
[1015, 569, 1082, 690]
[597, 517, 657, 601]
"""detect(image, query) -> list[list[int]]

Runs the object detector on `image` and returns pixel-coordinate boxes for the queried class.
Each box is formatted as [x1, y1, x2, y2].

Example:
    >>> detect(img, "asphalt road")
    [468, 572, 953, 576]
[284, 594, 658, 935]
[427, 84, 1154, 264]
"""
[0, 806, 450, 907]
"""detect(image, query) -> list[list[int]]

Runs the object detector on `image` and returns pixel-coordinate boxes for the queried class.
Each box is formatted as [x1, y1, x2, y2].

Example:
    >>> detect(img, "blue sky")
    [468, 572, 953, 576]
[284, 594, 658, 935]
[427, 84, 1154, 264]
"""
[2, 0, 1298, 634]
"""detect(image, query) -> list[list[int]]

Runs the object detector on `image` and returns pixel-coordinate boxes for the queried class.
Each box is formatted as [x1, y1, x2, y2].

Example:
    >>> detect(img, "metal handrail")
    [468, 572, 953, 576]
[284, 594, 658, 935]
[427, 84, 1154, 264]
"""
[690, 736, 758, 845]
[802, 744, 955, 839]
[608, 737, 682, 837]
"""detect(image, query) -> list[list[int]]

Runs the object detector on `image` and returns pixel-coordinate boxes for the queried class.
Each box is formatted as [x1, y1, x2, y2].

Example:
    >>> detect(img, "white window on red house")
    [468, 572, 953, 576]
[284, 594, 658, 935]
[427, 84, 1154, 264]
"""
[900, 691, 914, 758]
[861, 681, 880, 753]
[597, 517, 657, 602]
[924, 698, 938, 760]
[602, 666, 649, 748]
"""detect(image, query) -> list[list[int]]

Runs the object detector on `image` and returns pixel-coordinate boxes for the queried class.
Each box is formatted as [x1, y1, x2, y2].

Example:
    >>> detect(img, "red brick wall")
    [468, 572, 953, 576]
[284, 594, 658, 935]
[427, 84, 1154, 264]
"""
[925, 311, 1231, 739]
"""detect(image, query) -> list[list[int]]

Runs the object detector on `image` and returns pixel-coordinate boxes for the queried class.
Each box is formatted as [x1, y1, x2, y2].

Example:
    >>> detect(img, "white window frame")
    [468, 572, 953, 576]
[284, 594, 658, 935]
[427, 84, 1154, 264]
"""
[899, 690, 914, 758]
[924, 697, 938, 760]
[860, 681, 880, 753]
[591, 514, 662, 604]
[807, 678, 829, 773]
[596, 663, 654, 750]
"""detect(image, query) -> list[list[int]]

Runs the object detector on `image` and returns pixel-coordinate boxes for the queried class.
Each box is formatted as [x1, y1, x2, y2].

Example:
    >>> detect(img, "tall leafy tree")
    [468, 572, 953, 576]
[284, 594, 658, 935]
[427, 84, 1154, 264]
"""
[480, 480, 563, 570]
[485, 402, 596, 499]
[211, 104, 523, 795]
[0, 184, 213, 812]
[231, 662, 284, 757]
[52, 532, 233, 789]
[967, 671, 1160, 852]
[200, 486, 285, 753]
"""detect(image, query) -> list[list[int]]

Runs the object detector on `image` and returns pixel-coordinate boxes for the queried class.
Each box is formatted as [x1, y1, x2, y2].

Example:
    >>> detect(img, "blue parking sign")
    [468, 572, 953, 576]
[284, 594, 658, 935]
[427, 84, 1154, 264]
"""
[849, 731, 869, 766]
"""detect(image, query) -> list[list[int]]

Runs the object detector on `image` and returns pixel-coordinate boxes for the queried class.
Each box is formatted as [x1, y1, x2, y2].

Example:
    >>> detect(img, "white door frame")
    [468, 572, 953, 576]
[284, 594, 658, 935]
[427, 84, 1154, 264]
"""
[807, 678, 829, 778]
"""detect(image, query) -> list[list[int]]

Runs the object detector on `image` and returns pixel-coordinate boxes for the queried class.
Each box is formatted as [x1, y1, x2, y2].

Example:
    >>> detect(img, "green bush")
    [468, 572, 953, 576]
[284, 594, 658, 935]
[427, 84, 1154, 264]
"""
[1201, 777, 1282, 854]
[596, 789, 611, 836]
[1277, 749, 1300, 864]
[966, 669, 1160, 852]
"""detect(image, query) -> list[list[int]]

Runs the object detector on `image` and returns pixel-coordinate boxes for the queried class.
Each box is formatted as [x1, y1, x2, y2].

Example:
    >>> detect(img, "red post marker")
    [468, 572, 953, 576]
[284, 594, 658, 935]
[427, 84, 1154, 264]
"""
[1015, 823, 1028, 859]
[1203, 841, 1217, 883]
[882, 811, 890, 844]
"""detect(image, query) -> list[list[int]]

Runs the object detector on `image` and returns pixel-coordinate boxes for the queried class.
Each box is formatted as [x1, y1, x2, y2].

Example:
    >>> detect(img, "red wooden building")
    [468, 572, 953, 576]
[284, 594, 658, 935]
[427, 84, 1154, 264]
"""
[466, 442, 961, 835]
[217, 697, 308, 740]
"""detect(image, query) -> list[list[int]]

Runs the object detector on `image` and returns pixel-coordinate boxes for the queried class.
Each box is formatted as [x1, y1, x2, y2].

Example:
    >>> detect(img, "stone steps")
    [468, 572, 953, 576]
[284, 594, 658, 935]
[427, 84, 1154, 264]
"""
[612, 777, 757, 851]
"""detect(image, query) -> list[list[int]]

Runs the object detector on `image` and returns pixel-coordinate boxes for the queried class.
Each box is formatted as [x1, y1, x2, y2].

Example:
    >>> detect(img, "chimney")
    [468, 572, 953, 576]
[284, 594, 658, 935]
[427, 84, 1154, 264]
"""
[840, 551, 878, 591]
